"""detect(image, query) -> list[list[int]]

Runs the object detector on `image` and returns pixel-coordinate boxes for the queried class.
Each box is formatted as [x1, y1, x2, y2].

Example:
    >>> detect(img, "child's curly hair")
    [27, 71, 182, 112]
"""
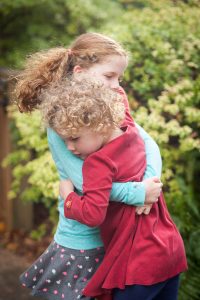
[40, 78, 125, 138]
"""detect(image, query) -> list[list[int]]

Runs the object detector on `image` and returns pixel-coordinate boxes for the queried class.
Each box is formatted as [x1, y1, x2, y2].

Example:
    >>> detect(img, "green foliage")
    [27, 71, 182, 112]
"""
[0, 0, 121, 68]
[30, 223, 47, 241]
[4, 109, 59, 203]
[2, 0, 200, 298]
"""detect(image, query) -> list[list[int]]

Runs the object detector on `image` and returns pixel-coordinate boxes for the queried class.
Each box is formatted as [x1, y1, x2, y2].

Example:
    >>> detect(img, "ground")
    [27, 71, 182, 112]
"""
[0, 226, 52, 300]
[0, 248, 43, 300]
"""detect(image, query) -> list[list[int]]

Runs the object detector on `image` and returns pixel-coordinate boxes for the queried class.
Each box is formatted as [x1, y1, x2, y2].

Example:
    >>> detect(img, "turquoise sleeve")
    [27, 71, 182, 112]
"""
[47, 128, 83, 190]
[135, 123, 162, 179]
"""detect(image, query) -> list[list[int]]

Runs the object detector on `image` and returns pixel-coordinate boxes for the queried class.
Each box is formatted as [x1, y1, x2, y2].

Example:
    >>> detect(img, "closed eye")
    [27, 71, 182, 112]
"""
[104, 74, 113, 79]
[70, 137, 79, 141]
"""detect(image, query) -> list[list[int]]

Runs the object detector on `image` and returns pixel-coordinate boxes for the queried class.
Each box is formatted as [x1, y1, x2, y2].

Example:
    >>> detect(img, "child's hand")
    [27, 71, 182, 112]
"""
[143, 177, 163, 204]
[59, 179, 74, 200]
[136, 204, 152, 215]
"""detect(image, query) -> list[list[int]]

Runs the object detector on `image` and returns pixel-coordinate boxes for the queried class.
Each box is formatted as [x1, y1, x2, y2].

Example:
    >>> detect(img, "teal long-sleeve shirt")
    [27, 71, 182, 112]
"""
[48, 124, 162, 249]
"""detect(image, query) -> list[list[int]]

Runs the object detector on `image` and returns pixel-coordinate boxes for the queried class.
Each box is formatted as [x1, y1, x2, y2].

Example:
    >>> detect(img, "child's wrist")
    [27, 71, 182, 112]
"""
[64, 191, 75, 209]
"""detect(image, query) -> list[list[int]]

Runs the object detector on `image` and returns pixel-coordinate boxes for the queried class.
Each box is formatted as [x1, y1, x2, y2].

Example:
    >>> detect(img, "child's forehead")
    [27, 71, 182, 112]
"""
[60, 127, 93, 140]
[101, 55, 127, 71]
[103, 54, 124, 63]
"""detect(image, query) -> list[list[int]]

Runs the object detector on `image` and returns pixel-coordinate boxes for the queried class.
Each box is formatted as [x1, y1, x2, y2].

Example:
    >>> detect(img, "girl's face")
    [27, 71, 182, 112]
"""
[74, 55, 127, 90]
[64, 128, 107, 160]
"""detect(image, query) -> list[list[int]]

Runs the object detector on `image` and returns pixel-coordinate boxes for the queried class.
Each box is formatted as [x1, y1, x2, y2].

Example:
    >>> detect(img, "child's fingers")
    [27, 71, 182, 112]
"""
[143, 205, 152, 215]
[135, 206, 145, 215]
[136, 205, 152, 215]
[151, 176, 161, 183]
[152, 177, 164, 189]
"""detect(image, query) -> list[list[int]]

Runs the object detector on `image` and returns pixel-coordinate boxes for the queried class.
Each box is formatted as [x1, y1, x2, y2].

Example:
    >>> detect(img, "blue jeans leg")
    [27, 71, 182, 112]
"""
[113, 275, 180, 300]
[153, 275, 179, 300]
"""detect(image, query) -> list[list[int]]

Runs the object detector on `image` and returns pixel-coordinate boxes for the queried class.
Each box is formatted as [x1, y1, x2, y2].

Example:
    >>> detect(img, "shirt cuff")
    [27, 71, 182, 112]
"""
[64, 191, 79, 219]
[128, 182, 146, 206]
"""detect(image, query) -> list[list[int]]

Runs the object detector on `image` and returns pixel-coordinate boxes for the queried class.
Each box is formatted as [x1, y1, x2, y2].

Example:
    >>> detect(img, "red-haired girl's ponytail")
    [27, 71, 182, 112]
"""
[14, 47, 71, 112]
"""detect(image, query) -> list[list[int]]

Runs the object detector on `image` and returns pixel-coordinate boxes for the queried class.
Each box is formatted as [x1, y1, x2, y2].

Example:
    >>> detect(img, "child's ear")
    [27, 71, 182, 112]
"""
[73, 65, 83, 73]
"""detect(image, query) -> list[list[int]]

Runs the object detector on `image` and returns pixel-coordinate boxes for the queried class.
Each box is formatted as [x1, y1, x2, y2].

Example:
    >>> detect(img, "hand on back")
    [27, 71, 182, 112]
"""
[143, 177, 163, 205]
[136, 177, 163, 215]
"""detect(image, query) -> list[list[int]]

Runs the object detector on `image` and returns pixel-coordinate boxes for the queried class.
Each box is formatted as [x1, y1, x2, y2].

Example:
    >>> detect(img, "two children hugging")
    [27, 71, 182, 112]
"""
[41, 78, 187, 300]
[14, 32, 187, 300]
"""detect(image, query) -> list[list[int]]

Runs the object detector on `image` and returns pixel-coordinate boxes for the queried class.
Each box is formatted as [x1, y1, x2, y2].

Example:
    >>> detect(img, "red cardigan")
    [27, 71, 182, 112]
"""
[64, 90, 187, 299]
[64, 124, 146, 227]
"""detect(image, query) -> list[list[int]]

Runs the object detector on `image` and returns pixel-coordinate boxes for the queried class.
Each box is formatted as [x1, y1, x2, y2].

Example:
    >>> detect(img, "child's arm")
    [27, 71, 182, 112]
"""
[47, 128, 83, 188]
[119, 87, 162, 178]
[62, 153, 159, 227]
[135, 123, 162, 179]
[47, 128, 161, 206]
[60, 146, 160, 227]
[62, 153, 114, 227]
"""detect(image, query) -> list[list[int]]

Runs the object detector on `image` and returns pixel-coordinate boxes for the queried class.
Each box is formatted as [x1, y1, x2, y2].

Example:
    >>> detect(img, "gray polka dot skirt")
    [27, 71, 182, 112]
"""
[20, 240, 104, 300]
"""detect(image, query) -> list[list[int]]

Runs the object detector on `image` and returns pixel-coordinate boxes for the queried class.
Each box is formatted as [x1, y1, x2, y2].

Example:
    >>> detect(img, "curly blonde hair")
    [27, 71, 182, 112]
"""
[14, 33, 127, 113]
[40, 78, 125, 138]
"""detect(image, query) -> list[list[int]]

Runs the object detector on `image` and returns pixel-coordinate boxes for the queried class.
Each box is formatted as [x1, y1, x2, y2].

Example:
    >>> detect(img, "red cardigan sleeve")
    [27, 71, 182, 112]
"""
[64, 153, 117, 227]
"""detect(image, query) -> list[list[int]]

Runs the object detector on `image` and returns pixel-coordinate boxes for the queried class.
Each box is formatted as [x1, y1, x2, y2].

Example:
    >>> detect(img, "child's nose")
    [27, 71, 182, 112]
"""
[67, 141, 75, 151]
[111, 79, 120, 89]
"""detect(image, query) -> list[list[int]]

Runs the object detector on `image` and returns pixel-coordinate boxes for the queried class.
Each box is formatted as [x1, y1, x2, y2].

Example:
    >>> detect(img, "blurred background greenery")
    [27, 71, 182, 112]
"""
[1, 0, 200, 299]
